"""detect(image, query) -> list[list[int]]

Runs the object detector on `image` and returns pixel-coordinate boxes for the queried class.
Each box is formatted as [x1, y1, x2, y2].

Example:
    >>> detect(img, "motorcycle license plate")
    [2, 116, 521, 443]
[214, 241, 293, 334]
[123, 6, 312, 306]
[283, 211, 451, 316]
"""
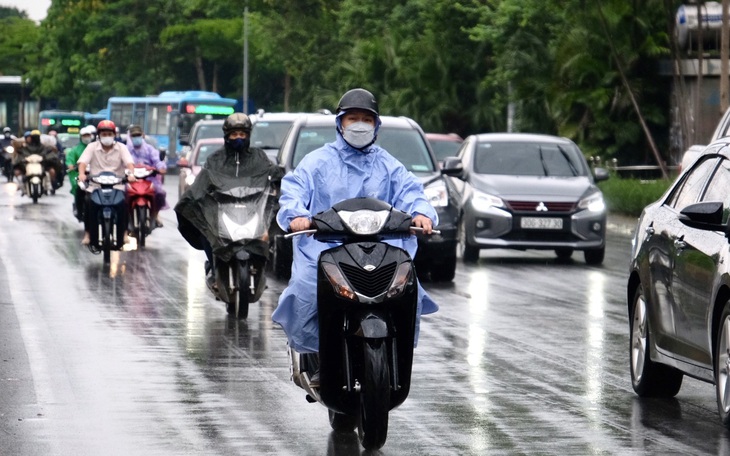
[520, 217, 563, 230]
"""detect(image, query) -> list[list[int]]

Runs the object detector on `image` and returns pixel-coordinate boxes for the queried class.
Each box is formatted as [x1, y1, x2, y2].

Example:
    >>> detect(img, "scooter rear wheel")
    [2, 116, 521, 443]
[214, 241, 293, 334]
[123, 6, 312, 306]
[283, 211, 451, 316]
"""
[135, 206, 147, 248]
[358, 339, 390, 450]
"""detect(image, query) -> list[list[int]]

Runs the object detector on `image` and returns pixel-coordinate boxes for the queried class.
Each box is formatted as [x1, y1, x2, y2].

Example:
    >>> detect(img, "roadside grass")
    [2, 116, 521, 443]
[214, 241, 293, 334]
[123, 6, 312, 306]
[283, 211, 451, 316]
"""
[598, 177, 673, 217]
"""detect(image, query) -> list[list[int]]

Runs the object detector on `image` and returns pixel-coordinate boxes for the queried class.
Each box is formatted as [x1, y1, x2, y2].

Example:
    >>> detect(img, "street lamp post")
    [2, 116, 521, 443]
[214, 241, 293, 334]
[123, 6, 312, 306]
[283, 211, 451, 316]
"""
[242, 7, 249, 115]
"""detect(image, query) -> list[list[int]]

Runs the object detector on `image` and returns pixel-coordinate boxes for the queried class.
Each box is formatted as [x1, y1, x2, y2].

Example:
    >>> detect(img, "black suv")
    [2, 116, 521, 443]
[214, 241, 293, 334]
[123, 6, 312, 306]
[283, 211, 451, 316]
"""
[270, 114, 462, 281]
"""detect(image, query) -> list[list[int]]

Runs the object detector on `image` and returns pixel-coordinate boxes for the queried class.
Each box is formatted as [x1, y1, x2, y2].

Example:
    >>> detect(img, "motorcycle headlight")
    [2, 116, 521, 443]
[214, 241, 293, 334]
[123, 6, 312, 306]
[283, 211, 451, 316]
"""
[424, 181, 448, 207]
[321, 262, 358, 301]
[338, 209, 389, 235]
[471, 189, 504, 212]
[185, 174, 196, 186]
[93, 175, 121, 185]
[578, 192, 605, 213]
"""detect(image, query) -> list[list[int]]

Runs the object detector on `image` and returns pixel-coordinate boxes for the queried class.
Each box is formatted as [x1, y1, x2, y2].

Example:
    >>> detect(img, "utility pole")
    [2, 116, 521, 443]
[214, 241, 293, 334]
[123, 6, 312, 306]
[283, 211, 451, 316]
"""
[722, 0, 729, 113]
[242, 7, 249, 114]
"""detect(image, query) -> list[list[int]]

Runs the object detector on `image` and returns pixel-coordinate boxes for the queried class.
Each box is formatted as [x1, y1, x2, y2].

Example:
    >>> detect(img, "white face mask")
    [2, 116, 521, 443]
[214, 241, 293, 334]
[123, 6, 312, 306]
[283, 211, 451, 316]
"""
[81, 136, 92, 145]
[342, 121, 376, 149]
[100, 136, 114, 147]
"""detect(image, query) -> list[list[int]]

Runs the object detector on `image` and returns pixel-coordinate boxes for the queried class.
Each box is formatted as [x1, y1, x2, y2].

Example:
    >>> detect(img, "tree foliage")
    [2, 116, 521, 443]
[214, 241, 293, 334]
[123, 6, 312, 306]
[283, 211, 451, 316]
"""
[18, 0, 684, 164]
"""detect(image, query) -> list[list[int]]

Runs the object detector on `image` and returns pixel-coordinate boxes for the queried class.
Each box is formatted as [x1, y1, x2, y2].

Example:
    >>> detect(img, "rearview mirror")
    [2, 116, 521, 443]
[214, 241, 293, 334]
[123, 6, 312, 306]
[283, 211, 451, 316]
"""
[441, 156, 463, 177]
[679, 201, 727, 232]
[593, 167, 609, 182]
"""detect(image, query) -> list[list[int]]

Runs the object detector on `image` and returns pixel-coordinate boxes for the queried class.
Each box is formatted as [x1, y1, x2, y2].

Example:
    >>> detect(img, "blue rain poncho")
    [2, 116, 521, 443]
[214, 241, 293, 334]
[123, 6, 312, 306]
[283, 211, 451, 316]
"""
[272, 123, 439, 353]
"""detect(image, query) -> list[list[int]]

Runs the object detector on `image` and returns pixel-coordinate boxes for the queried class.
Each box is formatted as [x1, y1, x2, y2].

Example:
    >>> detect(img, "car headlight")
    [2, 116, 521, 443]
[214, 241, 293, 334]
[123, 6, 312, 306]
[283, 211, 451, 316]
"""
[471, 189, 504, 212]
[578, 192, 605, 213]
[185, 174, 196, 186]
[424, 181, 448, 207]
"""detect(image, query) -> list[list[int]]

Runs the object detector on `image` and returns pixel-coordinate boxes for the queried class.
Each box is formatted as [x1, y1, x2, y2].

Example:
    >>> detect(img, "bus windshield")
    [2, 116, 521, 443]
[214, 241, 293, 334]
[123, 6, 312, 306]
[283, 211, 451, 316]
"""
[39, 111, 85, 135]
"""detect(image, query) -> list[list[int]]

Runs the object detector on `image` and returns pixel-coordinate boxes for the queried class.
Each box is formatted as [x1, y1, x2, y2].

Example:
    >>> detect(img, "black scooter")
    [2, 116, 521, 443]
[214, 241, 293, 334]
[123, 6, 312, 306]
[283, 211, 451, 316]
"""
[287, 197, 437, 451]
[80, 172, 127, 265]
[205, 184, 273, 320]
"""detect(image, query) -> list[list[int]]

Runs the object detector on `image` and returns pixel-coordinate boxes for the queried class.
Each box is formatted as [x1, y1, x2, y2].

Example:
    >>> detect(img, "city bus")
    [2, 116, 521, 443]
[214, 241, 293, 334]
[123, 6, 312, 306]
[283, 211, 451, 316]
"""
[106, 91, 237, 166]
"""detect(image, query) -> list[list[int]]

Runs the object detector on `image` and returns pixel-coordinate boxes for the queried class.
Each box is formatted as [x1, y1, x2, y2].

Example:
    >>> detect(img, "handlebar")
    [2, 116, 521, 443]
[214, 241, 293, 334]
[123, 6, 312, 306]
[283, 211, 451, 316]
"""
[284, 226, 441, 239]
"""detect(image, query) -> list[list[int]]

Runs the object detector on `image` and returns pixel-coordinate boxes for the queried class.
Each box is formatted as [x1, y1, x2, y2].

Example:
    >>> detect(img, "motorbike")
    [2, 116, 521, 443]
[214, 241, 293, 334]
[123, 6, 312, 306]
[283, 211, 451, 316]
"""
[1, 146, 12, 182]
[286, 197, 438, 451]
[126, 165, 159, 248]
[80, 172, 127, 265]
[205, 180, 274, 320]
[22, 154, 53, 203]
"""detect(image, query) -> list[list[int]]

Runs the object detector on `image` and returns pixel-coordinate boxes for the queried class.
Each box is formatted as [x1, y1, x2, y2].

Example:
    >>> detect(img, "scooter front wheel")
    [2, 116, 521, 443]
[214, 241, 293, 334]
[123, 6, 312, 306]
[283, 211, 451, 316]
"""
[329, 409, 357, 432]
[358, 339, 390, 450]
[225, 261, 249, 319]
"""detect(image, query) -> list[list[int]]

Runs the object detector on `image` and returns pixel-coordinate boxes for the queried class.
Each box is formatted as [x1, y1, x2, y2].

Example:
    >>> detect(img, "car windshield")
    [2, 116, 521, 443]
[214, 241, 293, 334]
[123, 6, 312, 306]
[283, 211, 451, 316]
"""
[292, 126, 435, 173]
[474, 141, 585, 177]
[251, 121, 294, 149]
[429, 140, 462, 161]
[195, 144, 220, 166]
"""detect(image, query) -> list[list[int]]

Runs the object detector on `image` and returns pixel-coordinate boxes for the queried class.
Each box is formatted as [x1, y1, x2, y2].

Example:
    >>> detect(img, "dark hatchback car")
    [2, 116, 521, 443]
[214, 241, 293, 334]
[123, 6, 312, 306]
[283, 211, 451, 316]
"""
[270, 114, 463, 281]
[627, 140, 730, 428]
[453, 133, 609, 264]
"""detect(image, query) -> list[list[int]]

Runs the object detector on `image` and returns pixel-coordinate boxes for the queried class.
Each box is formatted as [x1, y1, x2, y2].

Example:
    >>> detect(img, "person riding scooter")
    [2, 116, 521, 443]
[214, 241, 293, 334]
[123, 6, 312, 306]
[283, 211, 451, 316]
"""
[12, 129, 61, 191]
[77, 120, 136, 246]
[126, 124, 168, 227]
[272, 88, 439, 382]
[175, 113, 283, 299]
[66, 126, 95, 221]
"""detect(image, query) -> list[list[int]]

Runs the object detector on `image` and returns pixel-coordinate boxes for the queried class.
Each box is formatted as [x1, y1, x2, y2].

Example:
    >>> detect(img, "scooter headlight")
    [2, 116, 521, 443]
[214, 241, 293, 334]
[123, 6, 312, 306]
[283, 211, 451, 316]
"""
[338, 210, 389, 235]
[93, 175, 122, 186]
[386, 262, 413, 299]
[321, 262, 358, 302]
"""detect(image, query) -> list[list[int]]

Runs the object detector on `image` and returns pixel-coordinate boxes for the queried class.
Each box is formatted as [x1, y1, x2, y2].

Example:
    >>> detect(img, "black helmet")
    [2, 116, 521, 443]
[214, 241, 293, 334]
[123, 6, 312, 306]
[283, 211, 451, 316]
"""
[222, 113, 252, 136]
[336, 88, 379, 117]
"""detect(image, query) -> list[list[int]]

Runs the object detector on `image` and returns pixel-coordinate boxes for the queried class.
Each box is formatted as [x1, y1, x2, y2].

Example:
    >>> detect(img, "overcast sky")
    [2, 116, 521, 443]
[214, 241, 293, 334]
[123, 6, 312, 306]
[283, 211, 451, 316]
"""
[0, 0, 50, 23]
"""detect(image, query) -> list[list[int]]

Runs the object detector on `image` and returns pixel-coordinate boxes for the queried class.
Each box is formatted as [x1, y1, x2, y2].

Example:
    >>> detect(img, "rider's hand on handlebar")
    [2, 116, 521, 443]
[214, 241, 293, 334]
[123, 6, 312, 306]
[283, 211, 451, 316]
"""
[411, 214, 433, 235]
[289, 217, 312, 233]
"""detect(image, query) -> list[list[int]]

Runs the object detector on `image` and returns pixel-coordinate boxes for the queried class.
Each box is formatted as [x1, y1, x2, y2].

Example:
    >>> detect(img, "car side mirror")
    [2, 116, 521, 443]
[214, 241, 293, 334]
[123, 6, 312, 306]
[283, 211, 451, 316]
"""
[679, 201, 726, 232]
[179, 139, 189, 147]
[593, 167, 609, 182]
[441, 156, 463, 177]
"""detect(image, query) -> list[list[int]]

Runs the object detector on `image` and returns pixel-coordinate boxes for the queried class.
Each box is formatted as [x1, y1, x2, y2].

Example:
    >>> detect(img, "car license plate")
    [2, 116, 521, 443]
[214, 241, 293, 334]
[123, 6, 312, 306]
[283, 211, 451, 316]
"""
[520, 217, 563, 230]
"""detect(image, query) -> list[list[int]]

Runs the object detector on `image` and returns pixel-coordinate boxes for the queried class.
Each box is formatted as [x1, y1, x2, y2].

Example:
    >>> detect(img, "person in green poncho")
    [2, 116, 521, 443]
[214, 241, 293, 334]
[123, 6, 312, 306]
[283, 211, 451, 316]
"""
[66, 126, 95, 221]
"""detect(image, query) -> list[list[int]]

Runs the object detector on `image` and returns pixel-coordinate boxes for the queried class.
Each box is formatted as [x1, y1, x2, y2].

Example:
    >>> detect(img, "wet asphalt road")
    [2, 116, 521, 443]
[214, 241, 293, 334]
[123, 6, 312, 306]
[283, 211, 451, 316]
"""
[2, 175, 730, 455]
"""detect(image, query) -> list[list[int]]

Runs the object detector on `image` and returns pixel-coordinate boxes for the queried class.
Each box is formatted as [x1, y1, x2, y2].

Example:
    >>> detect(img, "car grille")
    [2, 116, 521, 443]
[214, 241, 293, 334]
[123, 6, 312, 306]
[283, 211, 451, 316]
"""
[506, 201, 576, 212]
[339, 262, 397, 298]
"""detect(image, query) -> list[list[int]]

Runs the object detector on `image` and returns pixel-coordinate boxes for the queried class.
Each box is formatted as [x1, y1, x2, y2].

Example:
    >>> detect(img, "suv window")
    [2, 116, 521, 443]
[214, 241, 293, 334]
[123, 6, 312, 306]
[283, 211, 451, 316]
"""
[252, 121, 295, 149]
[291, 124, 435, 173]
[667, 156, 719, 210]
[474, 141, 585, 177]
[193, 124, 223, 143]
